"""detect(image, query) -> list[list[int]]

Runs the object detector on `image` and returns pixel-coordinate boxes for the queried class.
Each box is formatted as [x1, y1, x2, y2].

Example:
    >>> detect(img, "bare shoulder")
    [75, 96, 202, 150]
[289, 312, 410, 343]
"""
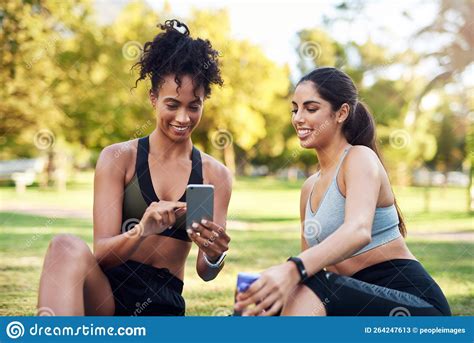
[346, 145, 378, 160]
[343, 145, 380, 176]
[301, 173, 318, 197]
[299, 173, 318, 218]
[200, 151, 233, 187]
[95, 139, 139, 176]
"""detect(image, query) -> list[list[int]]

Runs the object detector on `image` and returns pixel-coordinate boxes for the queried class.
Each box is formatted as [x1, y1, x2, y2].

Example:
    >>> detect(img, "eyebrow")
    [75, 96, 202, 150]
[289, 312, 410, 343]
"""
[189, 98, 203, 105]
[163, 97, 202, 105]
[163, 97, 180, 103]
[291, 100, 322, 106]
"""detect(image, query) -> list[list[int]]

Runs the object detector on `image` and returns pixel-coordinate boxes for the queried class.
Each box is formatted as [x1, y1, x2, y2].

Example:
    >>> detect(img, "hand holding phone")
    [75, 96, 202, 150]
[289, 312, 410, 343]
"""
[186, 184, 214, 230]
[186, 184, 230, 262]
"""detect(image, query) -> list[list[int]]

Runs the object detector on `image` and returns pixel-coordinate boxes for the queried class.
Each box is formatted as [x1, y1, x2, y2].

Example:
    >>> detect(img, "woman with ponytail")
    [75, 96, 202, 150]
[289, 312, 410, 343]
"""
[235, 67, 450, 316]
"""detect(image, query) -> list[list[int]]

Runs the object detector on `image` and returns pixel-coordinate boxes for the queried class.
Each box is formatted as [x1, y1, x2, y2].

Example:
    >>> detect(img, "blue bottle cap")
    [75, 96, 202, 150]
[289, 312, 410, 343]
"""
[236, 272, 260, 293]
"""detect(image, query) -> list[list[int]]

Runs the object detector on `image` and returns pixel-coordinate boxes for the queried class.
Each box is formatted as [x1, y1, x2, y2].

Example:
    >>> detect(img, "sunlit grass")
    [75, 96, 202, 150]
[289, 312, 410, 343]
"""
[0, 175, 472, 316]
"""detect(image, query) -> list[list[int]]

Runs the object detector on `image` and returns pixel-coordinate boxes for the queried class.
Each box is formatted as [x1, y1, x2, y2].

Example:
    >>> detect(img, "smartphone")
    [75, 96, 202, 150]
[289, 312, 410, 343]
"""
[186, 184, 214, 230]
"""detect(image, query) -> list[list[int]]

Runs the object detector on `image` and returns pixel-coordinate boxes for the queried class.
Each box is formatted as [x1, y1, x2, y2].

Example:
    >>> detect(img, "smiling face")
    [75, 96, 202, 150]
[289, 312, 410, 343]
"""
[291, 81, 347, 149]
[150, 74, 205, 143]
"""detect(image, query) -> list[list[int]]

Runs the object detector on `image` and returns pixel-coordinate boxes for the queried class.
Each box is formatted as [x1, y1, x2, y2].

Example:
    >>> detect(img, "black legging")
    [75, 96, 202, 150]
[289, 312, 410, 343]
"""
[303, 259, 451, 316]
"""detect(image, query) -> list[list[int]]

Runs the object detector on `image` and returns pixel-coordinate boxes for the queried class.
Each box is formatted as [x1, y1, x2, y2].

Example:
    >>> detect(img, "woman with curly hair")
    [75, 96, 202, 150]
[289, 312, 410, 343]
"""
[37, 20, 232, 316]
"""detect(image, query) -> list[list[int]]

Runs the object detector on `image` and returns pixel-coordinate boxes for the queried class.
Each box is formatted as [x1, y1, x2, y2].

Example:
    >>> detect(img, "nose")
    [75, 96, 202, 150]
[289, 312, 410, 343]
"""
[175, 109, 191, 125]
[292, 109, 305, 125]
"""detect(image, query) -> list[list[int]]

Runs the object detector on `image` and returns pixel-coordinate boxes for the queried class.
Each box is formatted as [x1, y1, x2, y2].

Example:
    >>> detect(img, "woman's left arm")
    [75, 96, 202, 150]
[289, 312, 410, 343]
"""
[188, 162, 233, 281]
[298, 146, 380, 275]
[236, 146, 381, 315]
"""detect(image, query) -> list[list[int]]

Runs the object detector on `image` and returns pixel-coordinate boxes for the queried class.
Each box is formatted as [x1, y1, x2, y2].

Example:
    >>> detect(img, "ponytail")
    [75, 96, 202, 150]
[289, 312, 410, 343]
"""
[344, 101, 407, 237]
[342, 101, 375, 148]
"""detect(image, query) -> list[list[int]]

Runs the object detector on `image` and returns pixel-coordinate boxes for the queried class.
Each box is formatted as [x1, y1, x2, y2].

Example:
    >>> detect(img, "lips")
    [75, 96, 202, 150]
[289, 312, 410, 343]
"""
[296, 128, 314, 139]
[169, 124, 191, 136]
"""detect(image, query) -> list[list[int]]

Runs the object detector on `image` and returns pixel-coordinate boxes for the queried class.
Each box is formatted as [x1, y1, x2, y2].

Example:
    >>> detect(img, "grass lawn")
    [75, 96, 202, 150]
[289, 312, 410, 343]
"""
[0, 176, 472, 316]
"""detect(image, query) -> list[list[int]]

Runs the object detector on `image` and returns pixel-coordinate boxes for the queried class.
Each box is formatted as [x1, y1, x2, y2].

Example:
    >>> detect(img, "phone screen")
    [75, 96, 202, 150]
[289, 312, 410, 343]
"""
[186, 184, 214, 230]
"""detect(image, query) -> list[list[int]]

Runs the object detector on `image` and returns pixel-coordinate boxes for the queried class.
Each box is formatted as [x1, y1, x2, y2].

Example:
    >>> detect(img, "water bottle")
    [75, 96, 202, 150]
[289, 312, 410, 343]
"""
[233, 272, 260, 316]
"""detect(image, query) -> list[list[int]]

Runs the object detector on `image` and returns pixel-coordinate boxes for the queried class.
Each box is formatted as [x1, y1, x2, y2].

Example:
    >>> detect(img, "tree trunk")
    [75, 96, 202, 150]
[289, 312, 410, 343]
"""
[469, 163, 473, 213]
[223, 144, 236, 175]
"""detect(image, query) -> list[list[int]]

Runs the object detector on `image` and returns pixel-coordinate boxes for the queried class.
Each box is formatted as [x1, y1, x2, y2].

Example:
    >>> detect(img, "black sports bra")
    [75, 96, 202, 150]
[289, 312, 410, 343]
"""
[121, 136, 203, 242]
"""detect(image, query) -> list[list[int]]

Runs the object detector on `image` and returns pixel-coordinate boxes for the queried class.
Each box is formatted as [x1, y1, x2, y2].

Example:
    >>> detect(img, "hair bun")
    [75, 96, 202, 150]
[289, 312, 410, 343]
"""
[133, 19, 222, 96]
[159, 19, 190, 36]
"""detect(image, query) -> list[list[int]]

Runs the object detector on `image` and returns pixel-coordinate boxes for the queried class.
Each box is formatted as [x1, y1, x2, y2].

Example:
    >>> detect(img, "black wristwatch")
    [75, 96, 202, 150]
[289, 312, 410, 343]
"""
[287, 256, 309, 283]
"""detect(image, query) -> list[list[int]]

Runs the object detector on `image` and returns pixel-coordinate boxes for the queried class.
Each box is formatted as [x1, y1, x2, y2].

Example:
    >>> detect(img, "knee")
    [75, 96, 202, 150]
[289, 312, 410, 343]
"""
[282, 284, 327, 316]
[284, 284, 307, 308]
[47, 234, 93, 264]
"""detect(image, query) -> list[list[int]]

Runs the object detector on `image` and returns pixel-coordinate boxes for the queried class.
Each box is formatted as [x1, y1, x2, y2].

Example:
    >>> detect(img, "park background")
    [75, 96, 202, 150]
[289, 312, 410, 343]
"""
[0, 0, 472, 316]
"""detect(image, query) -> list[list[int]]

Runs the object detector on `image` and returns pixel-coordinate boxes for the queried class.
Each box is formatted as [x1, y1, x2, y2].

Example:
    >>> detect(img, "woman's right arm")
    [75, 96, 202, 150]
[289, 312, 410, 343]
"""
[300, 175, 315, 252]
[92, 144, 146, 269]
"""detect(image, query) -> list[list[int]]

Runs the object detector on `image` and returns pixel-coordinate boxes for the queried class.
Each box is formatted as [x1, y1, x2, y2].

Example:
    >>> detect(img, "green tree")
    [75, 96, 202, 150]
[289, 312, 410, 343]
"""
[0, 0, 72, 159]
[292, 27, 435, 180]
[412, 0, 473, 210]
[188, 9, 291, 174]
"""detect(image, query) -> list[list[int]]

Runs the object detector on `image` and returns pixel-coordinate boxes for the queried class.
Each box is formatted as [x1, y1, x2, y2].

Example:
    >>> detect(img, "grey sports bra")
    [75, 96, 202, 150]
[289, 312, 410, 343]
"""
[304, 146, 401, 256]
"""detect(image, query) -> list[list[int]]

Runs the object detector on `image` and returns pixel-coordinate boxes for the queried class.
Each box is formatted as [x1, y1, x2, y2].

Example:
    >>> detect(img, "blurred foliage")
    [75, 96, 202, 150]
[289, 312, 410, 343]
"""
[0, 0, 471, 194]
[0, 0, 291, 174]
[187, 9, 291, 173]
[290, 0, 472, 188]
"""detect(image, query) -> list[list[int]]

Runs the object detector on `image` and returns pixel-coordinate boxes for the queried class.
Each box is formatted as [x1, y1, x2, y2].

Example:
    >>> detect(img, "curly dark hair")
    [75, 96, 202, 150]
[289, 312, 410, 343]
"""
[133, 19, 223, 98]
